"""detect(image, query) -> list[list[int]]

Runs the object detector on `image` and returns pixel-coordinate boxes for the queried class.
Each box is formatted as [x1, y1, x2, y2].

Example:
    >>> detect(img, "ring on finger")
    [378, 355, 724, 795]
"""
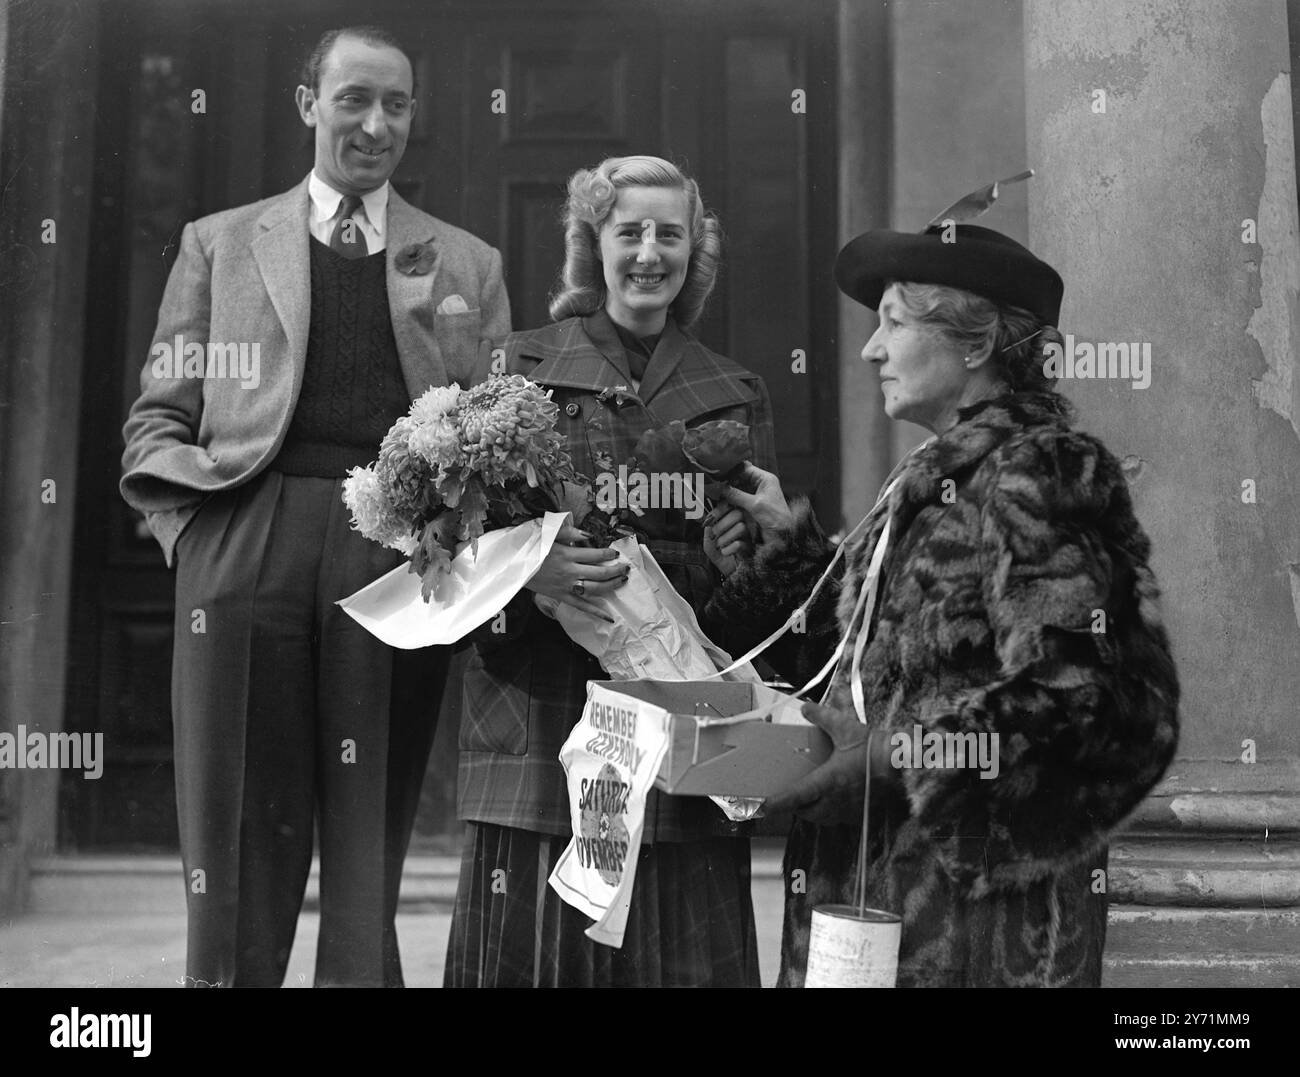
[572, 579, 586, 598]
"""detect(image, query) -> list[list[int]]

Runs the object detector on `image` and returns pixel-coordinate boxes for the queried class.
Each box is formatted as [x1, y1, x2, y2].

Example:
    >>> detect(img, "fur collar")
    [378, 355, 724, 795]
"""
[888, 391, 1074, 526]
[837, 390, 1076, 614]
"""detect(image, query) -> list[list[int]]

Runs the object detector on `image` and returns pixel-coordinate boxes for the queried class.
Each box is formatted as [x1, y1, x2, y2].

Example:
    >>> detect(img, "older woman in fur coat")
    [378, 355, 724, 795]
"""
[703, 224, 1179, 987]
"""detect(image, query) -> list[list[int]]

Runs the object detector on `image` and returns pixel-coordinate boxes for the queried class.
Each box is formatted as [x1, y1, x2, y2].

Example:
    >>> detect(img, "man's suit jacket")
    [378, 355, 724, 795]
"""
[121, 175, 511, 565]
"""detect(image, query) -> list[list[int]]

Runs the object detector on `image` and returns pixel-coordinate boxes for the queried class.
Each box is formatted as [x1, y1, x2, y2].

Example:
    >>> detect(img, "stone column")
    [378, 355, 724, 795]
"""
[1026, 0, 1300, 985]
[836, 0, 894, 527]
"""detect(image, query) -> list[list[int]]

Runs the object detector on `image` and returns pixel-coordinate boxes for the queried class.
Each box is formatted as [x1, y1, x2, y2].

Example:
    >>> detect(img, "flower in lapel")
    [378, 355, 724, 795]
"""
[395, 239, 437, 276]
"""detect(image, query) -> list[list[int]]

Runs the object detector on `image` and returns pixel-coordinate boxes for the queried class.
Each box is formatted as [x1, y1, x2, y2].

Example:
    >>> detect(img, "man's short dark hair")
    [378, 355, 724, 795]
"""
[300, 26, 417, 97]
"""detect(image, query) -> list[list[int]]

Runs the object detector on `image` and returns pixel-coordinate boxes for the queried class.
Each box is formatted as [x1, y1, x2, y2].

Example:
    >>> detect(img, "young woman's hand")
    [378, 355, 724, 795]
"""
[716, 464, 795, 541]
[525, 523, 630, 621]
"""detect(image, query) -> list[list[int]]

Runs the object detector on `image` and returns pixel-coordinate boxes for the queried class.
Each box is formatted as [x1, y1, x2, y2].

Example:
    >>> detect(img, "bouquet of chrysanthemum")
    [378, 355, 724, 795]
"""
[338, 390, 770, 835]
[342, 376, 587, 600]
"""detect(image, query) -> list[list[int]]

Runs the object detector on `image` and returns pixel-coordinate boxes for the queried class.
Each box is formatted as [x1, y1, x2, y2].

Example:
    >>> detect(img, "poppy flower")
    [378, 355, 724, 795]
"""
[629, 420, 689, 474]
[682, 420, 752, 479]
[395, 240, 437, 276]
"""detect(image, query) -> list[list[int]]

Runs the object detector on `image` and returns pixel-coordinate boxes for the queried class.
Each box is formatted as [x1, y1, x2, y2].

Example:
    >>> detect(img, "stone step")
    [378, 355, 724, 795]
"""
[1104, 955, 1299, 988]
[26, 855, 462, 915]
[28, 855, 1298, 987]
[1103, 907, 1300, 987]
[26, 845, 790, 915]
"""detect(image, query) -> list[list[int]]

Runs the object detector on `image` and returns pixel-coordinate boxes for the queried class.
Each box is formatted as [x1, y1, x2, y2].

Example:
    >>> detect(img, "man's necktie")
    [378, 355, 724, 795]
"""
[330, 195, 367, 258]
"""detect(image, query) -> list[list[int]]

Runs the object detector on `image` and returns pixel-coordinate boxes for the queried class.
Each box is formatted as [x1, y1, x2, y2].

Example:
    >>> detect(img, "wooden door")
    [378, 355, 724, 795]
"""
[64, 0, 840, 849]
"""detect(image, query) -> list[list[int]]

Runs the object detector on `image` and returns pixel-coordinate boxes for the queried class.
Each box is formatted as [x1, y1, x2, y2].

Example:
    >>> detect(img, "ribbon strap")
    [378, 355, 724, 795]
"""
[702, 490, 886, 684]
[847, 512, 893, 723]
[689, 479, 901, 727]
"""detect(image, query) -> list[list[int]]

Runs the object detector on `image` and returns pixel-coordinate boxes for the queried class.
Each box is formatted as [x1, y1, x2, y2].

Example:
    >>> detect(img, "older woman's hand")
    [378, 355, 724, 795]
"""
[765, 703, 895, 824]
[525, 522, 630, 621]
[716, 463, 795, 542]
[702, 504, 753, 575]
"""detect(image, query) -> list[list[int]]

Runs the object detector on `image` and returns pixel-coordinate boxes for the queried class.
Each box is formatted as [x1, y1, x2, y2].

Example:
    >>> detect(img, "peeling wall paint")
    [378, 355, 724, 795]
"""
[1246, 76, 1300, 636]
[1290, 565, 1300, 634]
[1247, 72, 1300, 444]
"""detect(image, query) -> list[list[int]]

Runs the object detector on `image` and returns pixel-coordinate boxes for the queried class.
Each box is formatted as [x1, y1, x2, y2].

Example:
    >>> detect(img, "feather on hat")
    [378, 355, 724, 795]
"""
[835, 171, 1064, 325]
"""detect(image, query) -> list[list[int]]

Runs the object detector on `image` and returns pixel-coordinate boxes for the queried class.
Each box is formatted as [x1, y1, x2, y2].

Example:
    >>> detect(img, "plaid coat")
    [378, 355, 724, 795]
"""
[458, 310, 778, 840]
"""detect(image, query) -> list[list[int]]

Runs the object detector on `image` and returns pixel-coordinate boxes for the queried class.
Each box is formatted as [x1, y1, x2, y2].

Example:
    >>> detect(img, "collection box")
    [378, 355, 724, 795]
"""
[589, 679, 833, 797]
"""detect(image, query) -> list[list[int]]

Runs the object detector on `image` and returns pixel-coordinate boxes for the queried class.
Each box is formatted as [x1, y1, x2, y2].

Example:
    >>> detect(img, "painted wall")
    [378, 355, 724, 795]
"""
[837, 0, 1031, 524]
[891, 0, 1030, 239]
[1026, 0, 1300, 766]
[890, 0, 1031, 460]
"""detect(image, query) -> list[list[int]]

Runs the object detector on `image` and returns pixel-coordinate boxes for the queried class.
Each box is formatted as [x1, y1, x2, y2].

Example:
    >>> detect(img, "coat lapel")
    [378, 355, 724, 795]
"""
[252, 179, 311, 380]
[524, 317, 632, 393]
[385, 189, 444, 395]
[635, 318, 688, 404]
[639, 322, 760, 423]
[519, 313, 760, 422]
[580, 310, 638, 387]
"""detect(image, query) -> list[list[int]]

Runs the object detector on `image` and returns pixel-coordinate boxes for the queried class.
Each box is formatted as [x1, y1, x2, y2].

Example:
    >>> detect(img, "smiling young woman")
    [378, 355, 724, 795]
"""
[445, 156, 778, 988]
[594, 185, 692, 337]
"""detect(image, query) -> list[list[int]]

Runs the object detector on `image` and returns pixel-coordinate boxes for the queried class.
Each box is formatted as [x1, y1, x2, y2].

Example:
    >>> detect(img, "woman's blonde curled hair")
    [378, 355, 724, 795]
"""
[548, 155, 722, 329]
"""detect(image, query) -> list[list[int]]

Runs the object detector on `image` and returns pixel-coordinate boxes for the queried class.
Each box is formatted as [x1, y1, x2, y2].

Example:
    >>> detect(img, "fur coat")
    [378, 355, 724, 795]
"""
[703, 391, 1180, 987]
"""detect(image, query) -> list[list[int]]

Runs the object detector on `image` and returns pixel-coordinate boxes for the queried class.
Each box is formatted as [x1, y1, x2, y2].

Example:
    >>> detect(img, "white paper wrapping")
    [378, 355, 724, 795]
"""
[335, 512, 569, 648]
[534, 535, 757, 682]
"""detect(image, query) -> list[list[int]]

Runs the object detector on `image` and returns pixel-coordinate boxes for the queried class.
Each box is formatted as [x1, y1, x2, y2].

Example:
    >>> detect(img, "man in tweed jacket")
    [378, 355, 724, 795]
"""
[120, 27, 509, 987]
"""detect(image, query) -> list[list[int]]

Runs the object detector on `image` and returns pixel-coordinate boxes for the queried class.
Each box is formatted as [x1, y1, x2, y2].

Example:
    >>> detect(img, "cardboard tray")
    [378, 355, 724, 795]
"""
[590, 679, 832, 797]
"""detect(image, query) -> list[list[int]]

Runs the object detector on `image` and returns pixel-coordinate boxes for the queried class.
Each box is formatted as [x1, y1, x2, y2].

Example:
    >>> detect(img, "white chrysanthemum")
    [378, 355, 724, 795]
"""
[410, 385, 461, 424]
[408, 418, 465, 472]
[347, 374, 572, 590]
[341, 465, 412, 552]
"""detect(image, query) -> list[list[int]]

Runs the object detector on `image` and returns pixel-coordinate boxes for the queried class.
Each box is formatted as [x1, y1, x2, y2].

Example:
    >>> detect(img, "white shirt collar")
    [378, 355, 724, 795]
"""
[308, 171, 389, 237]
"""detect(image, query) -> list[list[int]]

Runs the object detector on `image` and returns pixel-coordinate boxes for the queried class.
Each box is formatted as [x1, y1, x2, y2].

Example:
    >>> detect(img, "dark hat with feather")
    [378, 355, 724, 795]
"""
[835, 171, 1064, 325]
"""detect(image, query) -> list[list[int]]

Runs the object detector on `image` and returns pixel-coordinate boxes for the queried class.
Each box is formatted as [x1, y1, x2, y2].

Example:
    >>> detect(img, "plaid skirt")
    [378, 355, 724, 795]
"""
[444, 822, 761, 987]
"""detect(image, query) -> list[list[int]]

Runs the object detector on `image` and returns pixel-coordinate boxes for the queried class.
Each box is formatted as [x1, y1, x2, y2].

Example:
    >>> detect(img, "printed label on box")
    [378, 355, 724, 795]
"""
[548, 683, 671, 948]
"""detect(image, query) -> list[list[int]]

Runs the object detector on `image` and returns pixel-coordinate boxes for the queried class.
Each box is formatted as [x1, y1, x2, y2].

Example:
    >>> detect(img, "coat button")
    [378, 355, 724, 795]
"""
[565, 401, 581, 418]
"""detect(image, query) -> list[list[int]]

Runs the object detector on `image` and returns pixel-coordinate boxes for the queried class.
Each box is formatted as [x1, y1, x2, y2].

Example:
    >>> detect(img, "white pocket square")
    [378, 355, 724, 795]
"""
[436, 294, 470, 315]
